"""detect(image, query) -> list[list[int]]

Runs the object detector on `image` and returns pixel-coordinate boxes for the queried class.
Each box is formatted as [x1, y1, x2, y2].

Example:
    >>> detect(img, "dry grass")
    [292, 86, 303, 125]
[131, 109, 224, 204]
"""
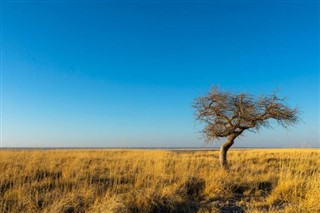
[0, 148, 319, 212]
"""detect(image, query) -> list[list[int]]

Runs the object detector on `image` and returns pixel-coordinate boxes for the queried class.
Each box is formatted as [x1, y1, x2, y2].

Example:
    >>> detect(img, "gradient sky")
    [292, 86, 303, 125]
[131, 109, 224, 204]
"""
[1, 1, 319, 148]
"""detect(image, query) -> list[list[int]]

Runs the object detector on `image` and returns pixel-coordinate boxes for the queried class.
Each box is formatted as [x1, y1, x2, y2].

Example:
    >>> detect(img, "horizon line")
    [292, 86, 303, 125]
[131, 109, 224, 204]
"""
[1, 146, 319, 150]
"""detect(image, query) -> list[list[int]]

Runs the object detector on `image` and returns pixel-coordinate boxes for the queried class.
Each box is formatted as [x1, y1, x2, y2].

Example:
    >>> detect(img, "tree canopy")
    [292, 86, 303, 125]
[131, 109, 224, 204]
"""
[194, 87, 299, 142]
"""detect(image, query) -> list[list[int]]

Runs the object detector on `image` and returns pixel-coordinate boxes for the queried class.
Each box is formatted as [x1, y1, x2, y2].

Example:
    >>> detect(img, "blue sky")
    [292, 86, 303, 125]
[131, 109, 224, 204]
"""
[1, 1, 319, 147]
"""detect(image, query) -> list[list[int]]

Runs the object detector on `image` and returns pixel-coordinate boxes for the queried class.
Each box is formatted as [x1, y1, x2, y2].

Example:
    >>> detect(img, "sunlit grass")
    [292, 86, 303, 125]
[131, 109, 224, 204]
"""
[0, 149, 319, 212]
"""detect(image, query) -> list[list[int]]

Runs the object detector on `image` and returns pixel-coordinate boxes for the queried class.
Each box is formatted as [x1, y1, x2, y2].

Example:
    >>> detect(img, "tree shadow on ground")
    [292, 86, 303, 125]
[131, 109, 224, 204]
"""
[147, 177, 205, 213]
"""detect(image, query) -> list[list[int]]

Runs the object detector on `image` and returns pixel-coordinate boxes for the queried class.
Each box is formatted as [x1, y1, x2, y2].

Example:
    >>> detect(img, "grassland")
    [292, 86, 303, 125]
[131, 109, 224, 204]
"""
[0, 149, 319, 213]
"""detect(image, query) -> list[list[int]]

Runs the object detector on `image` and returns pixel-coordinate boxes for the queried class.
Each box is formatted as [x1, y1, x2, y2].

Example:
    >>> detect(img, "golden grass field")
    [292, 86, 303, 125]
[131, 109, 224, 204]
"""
[0, 149, 319, 213]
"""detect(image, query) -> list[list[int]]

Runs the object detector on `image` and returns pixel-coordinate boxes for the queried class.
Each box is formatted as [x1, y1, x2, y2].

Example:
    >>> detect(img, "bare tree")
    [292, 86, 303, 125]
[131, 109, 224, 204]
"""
[193, 87, 299, 170]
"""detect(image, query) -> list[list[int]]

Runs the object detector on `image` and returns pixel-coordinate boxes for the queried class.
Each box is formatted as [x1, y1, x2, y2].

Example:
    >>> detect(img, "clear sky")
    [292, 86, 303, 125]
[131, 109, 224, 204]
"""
[1, 0, 319, 148]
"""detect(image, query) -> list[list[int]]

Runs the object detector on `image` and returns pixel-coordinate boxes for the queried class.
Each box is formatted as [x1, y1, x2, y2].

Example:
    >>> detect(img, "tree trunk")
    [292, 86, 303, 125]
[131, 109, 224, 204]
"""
[219, 135, 236, 170]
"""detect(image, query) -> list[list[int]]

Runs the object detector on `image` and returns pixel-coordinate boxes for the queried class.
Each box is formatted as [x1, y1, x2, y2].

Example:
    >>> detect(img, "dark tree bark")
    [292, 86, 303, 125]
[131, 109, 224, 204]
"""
[219, 134, 236, 170]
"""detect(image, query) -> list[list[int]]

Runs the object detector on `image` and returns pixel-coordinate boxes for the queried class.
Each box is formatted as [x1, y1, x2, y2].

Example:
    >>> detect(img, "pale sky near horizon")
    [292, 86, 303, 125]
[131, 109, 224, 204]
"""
[1, 1, 319, 148]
